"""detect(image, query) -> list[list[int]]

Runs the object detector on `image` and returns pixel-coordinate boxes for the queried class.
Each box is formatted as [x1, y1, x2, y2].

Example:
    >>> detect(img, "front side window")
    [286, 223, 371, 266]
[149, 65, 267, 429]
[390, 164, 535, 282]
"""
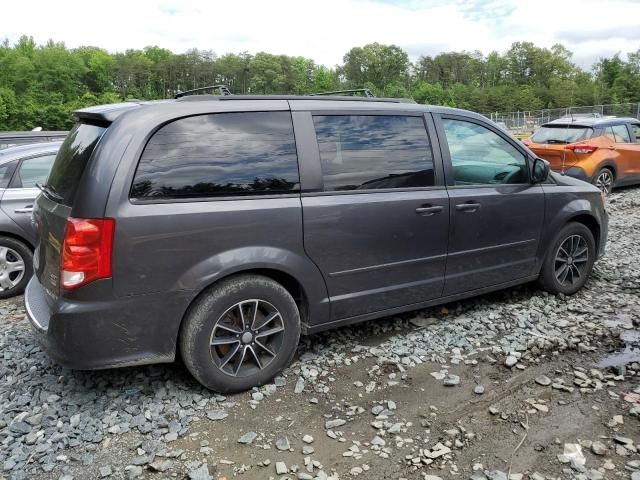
[313, 115, 435, 191]
[132, 112, 299, 199]
[442, 118, 528, 185]
[14, 154, 56, 188]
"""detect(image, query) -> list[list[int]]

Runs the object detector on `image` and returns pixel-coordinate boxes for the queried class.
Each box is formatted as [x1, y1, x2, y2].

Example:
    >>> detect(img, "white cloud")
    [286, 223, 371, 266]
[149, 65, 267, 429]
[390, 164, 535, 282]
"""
[2, 0, 639, 68]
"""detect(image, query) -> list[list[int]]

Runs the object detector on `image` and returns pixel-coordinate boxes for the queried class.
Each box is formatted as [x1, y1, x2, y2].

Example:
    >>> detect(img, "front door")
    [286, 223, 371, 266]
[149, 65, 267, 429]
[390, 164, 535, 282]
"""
[436, 114, 544, 296]
[295, 111, 449, 321]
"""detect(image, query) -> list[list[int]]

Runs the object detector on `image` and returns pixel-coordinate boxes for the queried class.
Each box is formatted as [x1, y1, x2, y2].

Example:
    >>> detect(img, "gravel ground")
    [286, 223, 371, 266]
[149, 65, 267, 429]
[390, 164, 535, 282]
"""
[1, 187, 639, 480]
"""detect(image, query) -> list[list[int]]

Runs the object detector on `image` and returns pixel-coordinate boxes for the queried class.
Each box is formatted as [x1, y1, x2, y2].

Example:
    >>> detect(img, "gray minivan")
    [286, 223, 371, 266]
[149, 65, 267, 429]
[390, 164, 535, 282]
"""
[25, 94, 607, 392]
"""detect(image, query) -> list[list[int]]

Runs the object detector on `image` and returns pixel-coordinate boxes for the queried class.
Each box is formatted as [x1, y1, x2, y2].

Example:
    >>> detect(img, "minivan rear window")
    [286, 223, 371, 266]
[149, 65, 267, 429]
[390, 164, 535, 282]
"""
[47, 123, 106, 206]
[531, 126, 593, 144]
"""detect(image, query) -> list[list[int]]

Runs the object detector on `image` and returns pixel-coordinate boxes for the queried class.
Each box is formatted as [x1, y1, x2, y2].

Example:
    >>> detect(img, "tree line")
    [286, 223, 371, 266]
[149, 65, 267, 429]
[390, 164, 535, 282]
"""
[1, 36, 639, 130]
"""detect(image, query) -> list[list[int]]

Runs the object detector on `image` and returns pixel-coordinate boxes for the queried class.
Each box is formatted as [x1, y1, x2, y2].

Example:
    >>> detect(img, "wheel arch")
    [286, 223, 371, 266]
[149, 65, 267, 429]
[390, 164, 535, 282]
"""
[537, 199, 603, 273]
[0, 230, 34, 250]
[593, 161, 618, 182]
[567, 213, 601, 253]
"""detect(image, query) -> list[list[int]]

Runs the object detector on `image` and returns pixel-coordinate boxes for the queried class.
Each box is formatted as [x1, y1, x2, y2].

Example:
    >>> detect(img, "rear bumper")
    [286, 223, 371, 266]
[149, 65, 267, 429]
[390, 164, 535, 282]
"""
[24, 276, 190, 370]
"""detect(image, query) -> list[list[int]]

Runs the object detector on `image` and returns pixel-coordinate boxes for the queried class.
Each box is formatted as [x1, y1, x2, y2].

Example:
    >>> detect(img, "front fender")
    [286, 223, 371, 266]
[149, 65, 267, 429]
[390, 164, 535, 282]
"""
[175, 246, 330, 327]
[537, 188, 607, 266]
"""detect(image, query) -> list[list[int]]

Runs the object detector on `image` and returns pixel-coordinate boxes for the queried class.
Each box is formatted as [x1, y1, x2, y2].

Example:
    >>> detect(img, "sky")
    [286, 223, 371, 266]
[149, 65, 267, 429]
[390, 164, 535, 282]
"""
[3, 0, 640, 69]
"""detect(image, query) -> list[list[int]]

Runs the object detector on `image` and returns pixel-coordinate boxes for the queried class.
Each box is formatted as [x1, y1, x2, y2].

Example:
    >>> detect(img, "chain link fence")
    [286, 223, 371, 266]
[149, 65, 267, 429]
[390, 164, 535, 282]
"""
[486, 103, 640, 135]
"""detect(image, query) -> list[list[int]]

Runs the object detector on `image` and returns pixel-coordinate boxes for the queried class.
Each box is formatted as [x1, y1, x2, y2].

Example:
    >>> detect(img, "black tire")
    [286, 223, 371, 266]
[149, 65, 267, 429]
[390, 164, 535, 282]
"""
[179, 274, 301, 393]
[0, 236, 32, 299]
[538, 222, 596, 295]
[592, 167, 614, 195]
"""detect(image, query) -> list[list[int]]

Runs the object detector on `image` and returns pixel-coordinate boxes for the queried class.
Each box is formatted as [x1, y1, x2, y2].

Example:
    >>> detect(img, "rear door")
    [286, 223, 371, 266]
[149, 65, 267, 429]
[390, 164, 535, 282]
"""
[293, 107, 449, 321]
[435, 113, 544, 296]
[606, 123, 640, 182]
[1, 153, 56, 243]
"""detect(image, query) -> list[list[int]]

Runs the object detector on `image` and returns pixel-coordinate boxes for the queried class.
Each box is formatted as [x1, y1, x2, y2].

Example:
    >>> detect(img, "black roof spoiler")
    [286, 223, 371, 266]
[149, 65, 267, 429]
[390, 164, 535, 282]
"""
[73, 102, 142, 124]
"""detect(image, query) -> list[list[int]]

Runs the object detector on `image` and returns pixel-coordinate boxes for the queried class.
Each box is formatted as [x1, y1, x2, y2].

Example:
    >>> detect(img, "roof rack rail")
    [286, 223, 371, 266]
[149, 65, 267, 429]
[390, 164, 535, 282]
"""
[310, 88, 375, 98]
[175, 85, 232, 99]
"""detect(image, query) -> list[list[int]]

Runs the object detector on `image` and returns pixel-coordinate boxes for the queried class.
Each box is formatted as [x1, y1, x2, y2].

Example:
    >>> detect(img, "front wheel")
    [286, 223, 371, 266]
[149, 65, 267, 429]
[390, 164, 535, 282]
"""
[180, 274, 301, 393]
[593, 167, 614, 195]
[538, 222, 596, 295]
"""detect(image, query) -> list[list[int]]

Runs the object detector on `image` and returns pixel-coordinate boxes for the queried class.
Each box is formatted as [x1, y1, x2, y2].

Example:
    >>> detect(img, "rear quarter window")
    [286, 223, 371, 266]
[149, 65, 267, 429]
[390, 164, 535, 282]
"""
[131, 112, 299, 199]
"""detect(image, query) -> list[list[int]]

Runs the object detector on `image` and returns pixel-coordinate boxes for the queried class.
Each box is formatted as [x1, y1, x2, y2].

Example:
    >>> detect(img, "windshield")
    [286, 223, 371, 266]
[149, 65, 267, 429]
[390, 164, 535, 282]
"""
[47, 123, 106, 206]
[531, 126, 593, 144]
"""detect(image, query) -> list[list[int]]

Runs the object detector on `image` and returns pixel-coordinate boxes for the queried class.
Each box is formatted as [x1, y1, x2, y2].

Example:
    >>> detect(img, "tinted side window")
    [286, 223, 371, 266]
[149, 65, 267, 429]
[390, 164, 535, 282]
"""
[13, 154, 56, 188]
[312, 115, 434, 191]
[132, 112, 299, 199]
[631, 124, 640, 143]
[442, 119, 528, 185]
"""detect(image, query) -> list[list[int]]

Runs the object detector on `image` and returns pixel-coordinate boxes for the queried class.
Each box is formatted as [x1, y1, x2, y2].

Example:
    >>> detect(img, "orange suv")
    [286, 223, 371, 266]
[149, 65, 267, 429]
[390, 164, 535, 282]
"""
[524, 116, 640, 194]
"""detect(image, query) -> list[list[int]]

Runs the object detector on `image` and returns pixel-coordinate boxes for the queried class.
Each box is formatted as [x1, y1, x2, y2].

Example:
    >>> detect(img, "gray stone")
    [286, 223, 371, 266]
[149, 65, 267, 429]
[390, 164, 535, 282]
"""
[294, 377, 305, 394]
[238, 431, 258, 444]
[188, 464, 213, 480]
[591, 441, 607, 455]
[325, 418, 346, 429]
[504, 355, 518, 367]
[535, 375, 552, 386]
[302, 434, 314, 444]
[252, 392, 264, 401]
[124, 466, 143, 479]
[206, 409, 228, 421]
[484, 470, 508, 480]
[443, 374, 460, 386]
[275, 461, 288, 475]
[149, 460, 173, 472]
[275, 434, 290, 451]
[474, 384, 485, 394]
[99, 466, 112, 478]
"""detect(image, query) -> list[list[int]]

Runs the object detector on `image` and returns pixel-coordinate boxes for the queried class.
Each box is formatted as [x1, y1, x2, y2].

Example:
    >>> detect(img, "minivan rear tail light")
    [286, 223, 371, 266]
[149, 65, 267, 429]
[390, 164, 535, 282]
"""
[566, 144, 598, 154]
[61, 218, 115, 290]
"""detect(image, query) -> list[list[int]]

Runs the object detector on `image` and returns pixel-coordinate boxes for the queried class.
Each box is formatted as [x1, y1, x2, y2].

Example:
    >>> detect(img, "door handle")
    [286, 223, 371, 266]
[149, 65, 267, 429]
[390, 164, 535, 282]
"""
[415, 205, 443, 216]
[15, 206, 33, 214]
[455, 202, 481, 213]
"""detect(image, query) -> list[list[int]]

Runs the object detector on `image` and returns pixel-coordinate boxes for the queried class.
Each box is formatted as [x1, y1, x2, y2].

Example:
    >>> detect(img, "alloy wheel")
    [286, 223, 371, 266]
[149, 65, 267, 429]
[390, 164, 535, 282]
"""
[209, 299, 285, 377]
[595, 170, 613, 195]
[0, 246, 25, 292]
[554, 234, 589, 287]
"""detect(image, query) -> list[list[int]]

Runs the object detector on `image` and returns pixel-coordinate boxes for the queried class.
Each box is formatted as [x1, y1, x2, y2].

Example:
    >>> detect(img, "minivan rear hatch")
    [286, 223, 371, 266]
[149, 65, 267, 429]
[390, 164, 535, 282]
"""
[34, 123, 107, 297]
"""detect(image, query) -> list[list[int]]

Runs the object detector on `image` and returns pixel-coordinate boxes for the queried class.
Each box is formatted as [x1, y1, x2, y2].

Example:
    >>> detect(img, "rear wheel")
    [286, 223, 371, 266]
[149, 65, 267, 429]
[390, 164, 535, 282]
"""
[593, 167, 614, 195]
[179, 274, 301, 393]
[538, 223, 595, 295]
[0, 237, 31, 299]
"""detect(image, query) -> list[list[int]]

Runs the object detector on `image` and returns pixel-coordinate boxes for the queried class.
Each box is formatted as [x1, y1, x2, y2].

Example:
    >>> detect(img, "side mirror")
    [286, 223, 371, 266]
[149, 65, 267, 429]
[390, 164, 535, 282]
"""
[532, 157, 550, 183]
